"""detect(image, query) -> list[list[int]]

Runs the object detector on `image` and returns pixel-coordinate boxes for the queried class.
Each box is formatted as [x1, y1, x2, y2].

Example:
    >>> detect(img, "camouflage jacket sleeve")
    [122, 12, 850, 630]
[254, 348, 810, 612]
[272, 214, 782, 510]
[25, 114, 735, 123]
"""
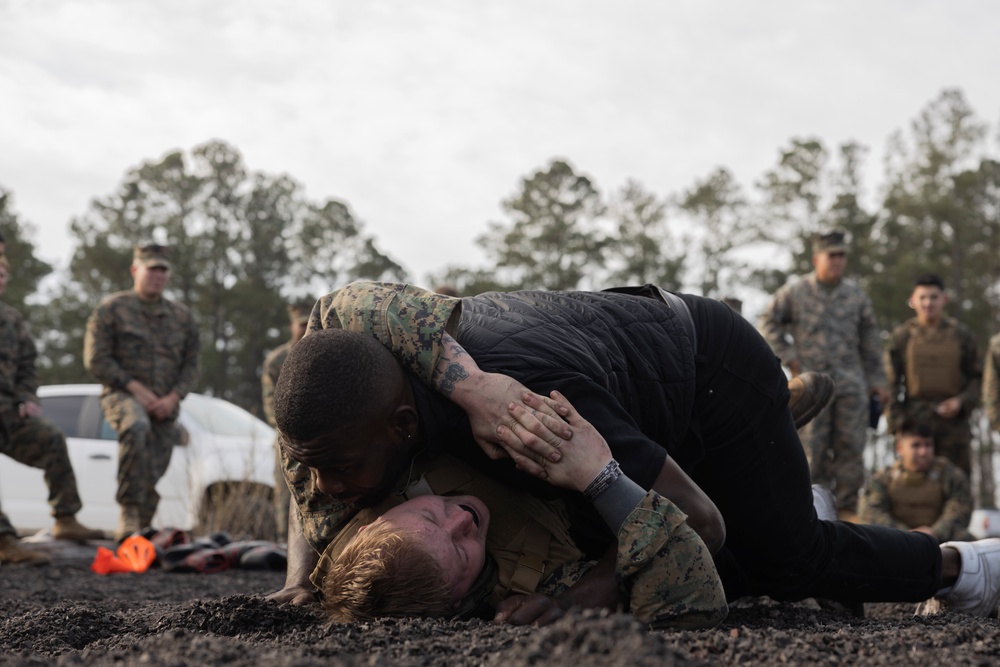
[311, 281, 461, 386]
[956, 322, 982, 412]
[0, 304, 41, 405]
[986, 334, 1000, 432]
[83, 299, 132, 391]
[858, 291, 887, 389]
[929, 458, 973, 543]
[858, 466, 910, 531]
[260, 344, 289, 428]
[170, 302, 201, 398]
[617, 491, 728, 630]
[758, 282, 798, 367]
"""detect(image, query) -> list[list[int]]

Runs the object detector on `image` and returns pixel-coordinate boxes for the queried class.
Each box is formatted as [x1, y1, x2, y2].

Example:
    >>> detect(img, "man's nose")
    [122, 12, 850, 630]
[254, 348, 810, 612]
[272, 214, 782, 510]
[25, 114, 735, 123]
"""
[313, 469, 346, 496]
[445, 506, 474, 537]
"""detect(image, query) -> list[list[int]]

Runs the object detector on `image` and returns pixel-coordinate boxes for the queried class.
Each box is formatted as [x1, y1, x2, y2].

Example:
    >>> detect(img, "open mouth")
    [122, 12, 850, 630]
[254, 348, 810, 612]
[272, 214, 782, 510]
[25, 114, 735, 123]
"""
[459, 504, 480, 527]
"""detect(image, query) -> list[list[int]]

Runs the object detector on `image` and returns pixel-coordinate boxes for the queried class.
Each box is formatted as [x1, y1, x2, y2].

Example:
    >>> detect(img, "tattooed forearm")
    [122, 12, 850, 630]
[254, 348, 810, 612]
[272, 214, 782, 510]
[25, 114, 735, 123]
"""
[443, 334, 467, 359]
[438, 363, 470, 397]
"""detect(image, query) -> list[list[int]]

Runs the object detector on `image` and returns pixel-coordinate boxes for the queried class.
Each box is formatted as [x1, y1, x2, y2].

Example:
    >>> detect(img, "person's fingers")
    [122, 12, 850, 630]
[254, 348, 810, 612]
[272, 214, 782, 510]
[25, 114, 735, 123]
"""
[494, 424, 549, 478]
[532, 603, 567, 626]
[504, 404, 566, 463]
[493, 595, 525, 623]
[519, 391, 563, 419]
[503, 594, 564, 626]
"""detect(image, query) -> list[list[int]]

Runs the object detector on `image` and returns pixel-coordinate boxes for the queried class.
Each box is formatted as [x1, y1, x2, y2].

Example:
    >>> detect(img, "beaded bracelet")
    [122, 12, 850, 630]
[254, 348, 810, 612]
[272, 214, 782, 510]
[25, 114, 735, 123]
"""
[583, 459, 622, 502]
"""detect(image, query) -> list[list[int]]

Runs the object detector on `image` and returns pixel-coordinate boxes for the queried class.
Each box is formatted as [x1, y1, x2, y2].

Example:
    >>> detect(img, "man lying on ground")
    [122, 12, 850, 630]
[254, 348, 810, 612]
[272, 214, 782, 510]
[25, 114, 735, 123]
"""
[270, 282, 1000, 624]
[314, 390, 726, 629]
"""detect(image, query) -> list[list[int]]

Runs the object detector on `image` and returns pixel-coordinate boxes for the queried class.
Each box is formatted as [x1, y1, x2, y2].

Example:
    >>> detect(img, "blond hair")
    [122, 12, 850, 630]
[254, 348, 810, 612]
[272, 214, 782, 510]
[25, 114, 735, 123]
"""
[321, 518, 453, 623]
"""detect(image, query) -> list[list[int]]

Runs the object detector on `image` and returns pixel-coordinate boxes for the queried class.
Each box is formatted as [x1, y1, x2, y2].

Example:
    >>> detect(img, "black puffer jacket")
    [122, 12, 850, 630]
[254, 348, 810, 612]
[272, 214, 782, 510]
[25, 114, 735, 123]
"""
[457, 289, 697, 490]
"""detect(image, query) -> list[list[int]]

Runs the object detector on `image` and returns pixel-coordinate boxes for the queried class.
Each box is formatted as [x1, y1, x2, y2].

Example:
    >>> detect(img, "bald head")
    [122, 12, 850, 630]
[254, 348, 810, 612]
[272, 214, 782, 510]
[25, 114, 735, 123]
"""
[273, 329, 404, 443]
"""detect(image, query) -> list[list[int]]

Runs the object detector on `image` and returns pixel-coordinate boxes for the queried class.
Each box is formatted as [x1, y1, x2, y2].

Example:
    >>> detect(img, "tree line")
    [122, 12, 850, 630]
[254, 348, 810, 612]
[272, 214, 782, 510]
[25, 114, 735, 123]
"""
[1, 88, 998, 419]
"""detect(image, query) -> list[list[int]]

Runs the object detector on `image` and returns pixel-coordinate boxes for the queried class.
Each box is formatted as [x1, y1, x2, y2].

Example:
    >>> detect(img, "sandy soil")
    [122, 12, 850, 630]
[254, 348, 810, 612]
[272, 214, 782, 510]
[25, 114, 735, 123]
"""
[2, 541, 1000, 666]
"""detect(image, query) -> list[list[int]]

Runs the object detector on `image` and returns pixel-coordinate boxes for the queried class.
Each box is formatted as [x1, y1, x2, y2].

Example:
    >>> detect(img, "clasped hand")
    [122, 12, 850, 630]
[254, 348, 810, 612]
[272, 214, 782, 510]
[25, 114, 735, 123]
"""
[495, 390, 613, 493]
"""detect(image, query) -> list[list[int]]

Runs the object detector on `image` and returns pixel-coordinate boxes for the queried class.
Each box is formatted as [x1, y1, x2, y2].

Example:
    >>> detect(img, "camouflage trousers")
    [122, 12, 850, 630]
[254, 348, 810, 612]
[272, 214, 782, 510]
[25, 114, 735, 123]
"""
[895, 401, 973, 476]
[798, 388, 868, 512]
[0, 402, 83, 536]
[101, 391, 177, 520]
[273, 438, 290, 542]
[537, 493, 728, 629]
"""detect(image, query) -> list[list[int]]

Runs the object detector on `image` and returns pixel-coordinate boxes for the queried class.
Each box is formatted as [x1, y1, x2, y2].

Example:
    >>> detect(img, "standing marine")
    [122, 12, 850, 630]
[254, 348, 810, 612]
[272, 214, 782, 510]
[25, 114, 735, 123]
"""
[759, 231, 888, 519]
[883, 273, 981, 476]
[83, 244, 201, 541]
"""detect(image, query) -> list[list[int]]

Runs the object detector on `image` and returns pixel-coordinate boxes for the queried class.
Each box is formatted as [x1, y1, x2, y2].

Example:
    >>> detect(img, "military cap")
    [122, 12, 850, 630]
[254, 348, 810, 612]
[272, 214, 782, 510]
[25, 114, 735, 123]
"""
[287, 302, 314, 324]
[133, 244, 172, 269]
[812, 231, 848, 255]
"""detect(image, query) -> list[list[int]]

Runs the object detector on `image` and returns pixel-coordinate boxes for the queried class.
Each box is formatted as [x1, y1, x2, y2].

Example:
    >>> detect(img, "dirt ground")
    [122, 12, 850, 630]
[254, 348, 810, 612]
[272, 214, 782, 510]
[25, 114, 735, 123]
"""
[2, 540, 1000, 667]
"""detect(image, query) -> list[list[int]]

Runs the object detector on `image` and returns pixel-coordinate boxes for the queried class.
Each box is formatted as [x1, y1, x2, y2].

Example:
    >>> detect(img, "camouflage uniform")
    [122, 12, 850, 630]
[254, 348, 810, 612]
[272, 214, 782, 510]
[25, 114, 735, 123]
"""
[0, 301, 84, 536]
[83, 290, 200, 523]
[884, 317, 981, 475]
[759, 273, 886, 512]
[984, 333, 1000, 434]
[285, 282, 726, 628]
[859, 456, 973, 543]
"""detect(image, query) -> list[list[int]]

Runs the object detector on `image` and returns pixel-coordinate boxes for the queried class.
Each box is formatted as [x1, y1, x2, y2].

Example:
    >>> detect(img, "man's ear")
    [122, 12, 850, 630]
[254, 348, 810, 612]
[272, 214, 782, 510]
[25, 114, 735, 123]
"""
[392, 404, 420, 440]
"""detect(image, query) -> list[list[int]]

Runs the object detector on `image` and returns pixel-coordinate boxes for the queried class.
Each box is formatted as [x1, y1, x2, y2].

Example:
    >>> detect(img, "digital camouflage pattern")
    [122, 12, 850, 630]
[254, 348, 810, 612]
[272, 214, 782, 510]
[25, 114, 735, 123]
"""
[100, 391, 178, 515]
[759, 274, 885, 394]
[760, 273, 885, 512]
[884, 317, 981, 475]
[985, 333, 1000, 433]
[0, 301, 83, 536]
[0, 301, 39, 405]
[262, 341, 292, 542]
[84, 290, 200, 401]
[84, 290, 200, 518]
[858, 456, 972, 543]
[307, 281, 461, 387]
[283, 282, 728, 628]
[538, 491, 727, 629]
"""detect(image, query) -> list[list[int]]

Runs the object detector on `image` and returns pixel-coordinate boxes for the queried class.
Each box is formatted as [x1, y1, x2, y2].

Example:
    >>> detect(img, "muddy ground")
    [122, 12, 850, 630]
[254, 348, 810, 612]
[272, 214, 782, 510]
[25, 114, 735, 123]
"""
[2, 541, 1000, 666]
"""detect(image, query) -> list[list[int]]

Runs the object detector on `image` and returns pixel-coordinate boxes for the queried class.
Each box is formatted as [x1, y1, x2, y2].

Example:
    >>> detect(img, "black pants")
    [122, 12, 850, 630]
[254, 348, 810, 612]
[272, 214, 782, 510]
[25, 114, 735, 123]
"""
[681, 295, 941, 602]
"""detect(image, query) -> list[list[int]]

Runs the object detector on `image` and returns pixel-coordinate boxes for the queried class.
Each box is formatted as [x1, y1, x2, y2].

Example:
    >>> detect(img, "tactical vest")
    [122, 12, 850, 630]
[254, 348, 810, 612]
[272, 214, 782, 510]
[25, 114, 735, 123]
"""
[887, 467, 944, 528]
[311, 455, 585, 606]
[904, 322, 962, 400]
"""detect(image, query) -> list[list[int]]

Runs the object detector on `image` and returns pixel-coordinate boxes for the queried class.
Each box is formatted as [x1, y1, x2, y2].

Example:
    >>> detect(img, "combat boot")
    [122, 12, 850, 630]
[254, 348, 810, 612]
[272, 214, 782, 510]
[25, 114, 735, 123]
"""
[789, 371, 835, 429]
[0, 533, 51, 566]
[116, 504, 142, 542]
[52, 515, 106, 542]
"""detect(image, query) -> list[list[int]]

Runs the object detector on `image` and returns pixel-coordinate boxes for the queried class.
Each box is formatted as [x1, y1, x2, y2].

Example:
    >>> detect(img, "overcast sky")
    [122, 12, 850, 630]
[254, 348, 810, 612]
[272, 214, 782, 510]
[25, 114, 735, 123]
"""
[1, 0, 998, 299]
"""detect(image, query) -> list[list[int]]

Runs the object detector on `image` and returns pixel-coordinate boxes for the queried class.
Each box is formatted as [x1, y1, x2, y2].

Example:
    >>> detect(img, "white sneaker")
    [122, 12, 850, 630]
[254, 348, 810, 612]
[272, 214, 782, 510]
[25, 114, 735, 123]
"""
[811, 484, 837, 522]
[936, 538, 1000, 616]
